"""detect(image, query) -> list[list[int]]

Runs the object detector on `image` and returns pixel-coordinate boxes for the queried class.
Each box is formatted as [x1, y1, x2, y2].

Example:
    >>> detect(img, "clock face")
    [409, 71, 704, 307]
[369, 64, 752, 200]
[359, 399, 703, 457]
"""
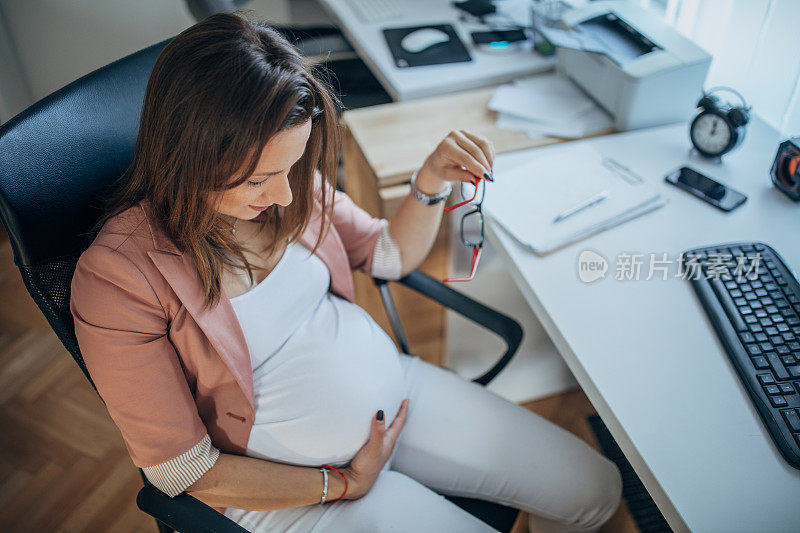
[691, 112, 732, 156]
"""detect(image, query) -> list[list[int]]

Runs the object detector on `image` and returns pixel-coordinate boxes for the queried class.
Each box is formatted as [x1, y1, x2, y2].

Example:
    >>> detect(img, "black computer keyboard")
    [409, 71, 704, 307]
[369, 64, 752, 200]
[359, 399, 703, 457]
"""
[680, 242, 800, 470]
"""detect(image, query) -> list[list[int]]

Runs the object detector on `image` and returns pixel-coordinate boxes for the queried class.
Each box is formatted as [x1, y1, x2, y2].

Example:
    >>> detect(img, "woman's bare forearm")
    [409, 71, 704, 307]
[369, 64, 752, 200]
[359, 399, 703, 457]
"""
[388, 181, 445, 277]
[185, 452, 346, 511]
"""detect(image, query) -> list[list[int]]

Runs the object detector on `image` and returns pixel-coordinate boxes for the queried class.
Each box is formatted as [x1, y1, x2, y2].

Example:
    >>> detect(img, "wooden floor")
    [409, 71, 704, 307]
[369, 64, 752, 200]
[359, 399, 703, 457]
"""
[0, 229, 637, 532]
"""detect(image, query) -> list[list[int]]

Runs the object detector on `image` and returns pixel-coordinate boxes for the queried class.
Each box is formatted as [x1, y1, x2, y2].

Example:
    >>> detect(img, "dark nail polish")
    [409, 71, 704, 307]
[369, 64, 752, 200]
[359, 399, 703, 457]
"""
[483, 171, 494, 182]
[377, 410, 384, 421]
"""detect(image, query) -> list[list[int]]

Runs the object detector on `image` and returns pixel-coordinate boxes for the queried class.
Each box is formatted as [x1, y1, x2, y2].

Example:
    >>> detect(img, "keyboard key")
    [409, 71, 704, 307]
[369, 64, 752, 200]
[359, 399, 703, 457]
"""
[766, 353, 791, 380]
[740, 332, 756, 343]
[790, 366, 800, 379]
[770, 396, 788, 407]
[777, 345, 790, 355]
[789, 341, 800, 352]
[764, 384, 781, 395]
[782, 355, 797, 366]
[781, 409, 800, 432]
[747, 344, 762, 356]
[779, 383, 795, 395]
[752, 356, 770, 370]
[757, 374, 776, 385]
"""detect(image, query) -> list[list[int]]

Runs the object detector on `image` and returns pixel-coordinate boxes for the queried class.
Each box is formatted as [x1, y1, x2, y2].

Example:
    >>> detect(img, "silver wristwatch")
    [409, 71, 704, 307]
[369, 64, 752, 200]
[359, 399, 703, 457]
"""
[410, 169, 452, 206]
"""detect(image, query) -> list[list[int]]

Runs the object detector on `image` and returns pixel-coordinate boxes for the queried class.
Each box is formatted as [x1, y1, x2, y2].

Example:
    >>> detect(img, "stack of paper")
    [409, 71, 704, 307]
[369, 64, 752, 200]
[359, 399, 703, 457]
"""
[483, 144, 666, 255]
[489, 73, 614, 139]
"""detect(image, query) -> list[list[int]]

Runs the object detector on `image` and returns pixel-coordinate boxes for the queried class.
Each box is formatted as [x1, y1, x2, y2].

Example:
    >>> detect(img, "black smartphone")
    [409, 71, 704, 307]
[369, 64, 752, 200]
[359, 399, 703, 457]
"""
[470, 30, 527, 47]
[665, 166, 747, 212]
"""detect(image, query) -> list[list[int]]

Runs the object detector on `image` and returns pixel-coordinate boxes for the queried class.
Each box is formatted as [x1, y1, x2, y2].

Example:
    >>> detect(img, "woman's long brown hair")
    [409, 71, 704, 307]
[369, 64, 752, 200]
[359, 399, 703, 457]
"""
[102, 11, 341, 308]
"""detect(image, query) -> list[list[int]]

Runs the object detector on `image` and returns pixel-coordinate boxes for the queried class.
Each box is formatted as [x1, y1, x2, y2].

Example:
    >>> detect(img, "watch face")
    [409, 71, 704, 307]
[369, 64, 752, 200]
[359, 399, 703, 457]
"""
[691, 112, 733, 156]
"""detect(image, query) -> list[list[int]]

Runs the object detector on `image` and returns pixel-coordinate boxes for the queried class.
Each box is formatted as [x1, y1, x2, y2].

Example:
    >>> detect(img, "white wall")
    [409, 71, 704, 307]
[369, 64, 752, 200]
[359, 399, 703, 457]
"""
[653, 0, 800, 136]
[0, 10, 31, 121]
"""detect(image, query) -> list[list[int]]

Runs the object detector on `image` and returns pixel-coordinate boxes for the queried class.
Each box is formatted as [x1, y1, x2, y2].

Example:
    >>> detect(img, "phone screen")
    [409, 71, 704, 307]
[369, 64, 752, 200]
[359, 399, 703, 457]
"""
[665, 167, 747, 211]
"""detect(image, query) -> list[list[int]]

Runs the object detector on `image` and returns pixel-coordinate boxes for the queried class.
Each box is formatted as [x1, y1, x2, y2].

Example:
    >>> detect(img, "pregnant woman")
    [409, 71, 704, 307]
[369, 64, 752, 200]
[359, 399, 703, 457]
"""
[70, 12, 621, 533]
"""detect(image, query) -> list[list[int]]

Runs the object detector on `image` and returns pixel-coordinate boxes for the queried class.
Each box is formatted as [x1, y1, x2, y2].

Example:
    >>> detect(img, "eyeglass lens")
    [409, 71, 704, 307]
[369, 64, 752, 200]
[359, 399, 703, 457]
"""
[461, 209, 484, 247]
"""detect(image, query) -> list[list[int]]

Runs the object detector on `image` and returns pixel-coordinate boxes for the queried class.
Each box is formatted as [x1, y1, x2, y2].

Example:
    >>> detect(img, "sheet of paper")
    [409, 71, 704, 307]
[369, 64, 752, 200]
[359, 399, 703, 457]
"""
[483, 144, 664, 255]
[488, 73, 597, 124]
[495, 105, 613, 139]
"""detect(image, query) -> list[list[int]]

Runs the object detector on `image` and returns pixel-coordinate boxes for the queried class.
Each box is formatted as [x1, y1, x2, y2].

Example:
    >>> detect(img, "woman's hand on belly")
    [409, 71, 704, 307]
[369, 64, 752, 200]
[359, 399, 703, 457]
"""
[341, 398, 409, 500]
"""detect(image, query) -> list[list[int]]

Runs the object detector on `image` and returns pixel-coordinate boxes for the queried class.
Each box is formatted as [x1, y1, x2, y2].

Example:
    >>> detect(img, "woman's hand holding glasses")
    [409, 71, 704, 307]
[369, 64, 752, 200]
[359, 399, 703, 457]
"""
[415, 130, 495, 283]
[415, 129, 495, 195]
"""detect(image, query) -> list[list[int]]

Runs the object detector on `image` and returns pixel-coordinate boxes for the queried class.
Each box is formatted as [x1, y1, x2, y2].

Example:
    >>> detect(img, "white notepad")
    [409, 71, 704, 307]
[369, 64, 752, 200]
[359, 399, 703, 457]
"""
[483, 145, 666, 255]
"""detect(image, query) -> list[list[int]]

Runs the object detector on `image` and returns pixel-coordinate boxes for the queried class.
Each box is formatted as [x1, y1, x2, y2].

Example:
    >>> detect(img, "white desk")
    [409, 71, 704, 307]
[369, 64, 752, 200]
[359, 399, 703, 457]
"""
[318, 0, 555, 101]
[486, 116, 800, 532]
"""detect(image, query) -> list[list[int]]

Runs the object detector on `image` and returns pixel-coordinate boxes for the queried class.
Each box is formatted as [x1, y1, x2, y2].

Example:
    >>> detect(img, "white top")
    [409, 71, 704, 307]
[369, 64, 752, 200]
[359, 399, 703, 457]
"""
[229, 241, 407, 468]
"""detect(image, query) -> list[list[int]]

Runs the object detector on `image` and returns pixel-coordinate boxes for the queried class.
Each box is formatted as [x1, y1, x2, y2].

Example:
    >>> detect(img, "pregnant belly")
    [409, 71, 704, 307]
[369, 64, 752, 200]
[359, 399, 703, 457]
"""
[245, 298, 407, 467]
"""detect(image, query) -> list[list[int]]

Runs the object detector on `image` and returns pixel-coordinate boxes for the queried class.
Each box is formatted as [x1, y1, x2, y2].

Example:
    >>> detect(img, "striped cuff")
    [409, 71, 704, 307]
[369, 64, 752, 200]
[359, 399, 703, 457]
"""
[371, 220, 402, 280]
[142, 434, 220, 497]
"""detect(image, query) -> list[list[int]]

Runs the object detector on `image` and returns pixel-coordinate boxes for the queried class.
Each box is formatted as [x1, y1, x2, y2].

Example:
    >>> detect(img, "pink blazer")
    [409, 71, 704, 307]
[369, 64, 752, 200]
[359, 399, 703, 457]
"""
[70, 186, 387, 479]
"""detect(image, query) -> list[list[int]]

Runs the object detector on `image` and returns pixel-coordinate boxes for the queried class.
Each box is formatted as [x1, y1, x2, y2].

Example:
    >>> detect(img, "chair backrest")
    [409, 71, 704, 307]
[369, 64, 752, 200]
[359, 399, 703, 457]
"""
[0, 39, 170, 386]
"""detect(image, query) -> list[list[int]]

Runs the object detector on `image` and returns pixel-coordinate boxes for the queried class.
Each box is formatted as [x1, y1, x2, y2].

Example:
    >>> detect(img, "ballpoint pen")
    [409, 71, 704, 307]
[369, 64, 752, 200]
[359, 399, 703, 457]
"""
[552, 190, 609, 223]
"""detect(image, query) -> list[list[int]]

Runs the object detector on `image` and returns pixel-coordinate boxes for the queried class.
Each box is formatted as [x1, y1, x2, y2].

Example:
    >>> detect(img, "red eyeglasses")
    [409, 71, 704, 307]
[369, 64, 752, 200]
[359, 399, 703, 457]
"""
[443, 178, 485, 282]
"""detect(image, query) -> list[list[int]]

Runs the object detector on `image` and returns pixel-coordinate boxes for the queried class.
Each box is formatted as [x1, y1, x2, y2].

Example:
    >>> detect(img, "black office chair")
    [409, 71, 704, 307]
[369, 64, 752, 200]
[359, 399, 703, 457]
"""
[0, 37, 523, 533]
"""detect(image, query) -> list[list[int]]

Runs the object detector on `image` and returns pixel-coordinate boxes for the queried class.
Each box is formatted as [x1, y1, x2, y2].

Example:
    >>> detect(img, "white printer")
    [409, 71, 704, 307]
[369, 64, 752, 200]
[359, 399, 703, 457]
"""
[541, 1, 712, 131]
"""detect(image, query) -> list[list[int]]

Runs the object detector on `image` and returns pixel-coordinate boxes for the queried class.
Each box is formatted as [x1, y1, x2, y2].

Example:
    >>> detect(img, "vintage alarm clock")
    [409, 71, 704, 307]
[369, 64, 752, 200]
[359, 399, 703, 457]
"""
[770, 137, 800, 201]
[690, 86, 751, 159]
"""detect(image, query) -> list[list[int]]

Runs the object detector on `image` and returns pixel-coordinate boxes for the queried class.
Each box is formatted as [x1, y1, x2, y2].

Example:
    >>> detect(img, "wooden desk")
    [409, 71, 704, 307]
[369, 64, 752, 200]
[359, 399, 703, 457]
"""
[342, 86, 611, 366]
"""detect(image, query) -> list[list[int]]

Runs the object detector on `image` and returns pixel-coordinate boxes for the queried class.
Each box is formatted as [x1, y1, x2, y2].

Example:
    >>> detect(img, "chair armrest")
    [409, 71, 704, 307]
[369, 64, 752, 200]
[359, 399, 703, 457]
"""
[373, 270, 523, 386]
[136, 482, 249, 533]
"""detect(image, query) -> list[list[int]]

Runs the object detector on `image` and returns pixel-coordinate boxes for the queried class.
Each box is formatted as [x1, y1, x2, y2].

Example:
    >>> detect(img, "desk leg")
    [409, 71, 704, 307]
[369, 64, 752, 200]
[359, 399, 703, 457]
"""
[343, 127, 450, 368]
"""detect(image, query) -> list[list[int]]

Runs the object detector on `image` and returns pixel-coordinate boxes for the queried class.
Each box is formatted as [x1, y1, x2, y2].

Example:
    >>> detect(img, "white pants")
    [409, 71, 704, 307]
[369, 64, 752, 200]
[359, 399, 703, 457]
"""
[225, 353, 623, 532]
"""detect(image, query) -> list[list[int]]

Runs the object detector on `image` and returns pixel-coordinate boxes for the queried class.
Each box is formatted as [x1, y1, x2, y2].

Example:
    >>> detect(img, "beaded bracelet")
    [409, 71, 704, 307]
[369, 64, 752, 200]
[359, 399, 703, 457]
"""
[321, 464, 348, 504]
